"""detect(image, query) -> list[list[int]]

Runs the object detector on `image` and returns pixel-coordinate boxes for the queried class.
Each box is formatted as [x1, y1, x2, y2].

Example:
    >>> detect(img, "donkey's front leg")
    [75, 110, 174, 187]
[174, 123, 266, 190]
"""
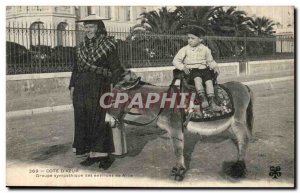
[157, 114, 186, 181]
[168, 110, 188, 181]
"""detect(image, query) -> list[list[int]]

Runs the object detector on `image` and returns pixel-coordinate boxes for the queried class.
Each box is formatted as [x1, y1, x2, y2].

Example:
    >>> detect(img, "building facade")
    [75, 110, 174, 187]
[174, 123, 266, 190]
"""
[6, 6, 156, 48]
[237, 6, 294, 53]
[237, 6, 294, 34]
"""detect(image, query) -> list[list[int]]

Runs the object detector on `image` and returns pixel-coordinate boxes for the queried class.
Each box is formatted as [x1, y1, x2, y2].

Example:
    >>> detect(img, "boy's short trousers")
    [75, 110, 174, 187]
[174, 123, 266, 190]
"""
[190, 67, 214, 83]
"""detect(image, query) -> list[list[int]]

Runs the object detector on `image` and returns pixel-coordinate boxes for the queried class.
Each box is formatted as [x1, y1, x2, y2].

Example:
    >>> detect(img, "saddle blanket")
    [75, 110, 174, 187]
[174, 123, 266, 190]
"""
[189, 84, 235, 122]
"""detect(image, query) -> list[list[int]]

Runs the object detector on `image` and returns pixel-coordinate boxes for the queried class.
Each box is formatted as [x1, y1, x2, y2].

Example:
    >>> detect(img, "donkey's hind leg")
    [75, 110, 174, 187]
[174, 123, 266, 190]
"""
[170, 129, 186, 181]
[229, 120, 250, 178]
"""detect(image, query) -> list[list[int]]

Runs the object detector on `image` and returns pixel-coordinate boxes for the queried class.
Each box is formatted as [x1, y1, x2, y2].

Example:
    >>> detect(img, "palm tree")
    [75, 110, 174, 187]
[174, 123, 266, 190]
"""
[129, 7, 185, 66]
[244, 17, 277, 56]
[207, 7, 253, 58]
[247, 16, 276, 36]
[175, 6, 219, 35]
[211, 7, 253, 36]
[132, 7, 181, 34]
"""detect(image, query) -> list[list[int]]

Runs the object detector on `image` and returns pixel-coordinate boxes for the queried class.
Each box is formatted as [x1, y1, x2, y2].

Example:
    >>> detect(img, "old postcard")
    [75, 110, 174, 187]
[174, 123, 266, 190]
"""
[6, 5, 295, 187]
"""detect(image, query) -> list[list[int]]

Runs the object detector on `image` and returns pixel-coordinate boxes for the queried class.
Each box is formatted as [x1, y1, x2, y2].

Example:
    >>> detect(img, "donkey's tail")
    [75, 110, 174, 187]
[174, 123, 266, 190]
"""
[245, 85, 254, 136]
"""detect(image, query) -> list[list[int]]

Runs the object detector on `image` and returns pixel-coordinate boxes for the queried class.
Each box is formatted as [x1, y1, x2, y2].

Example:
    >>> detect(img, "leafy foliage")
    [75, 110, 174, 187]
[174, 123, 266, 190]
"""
[128, 6, 277, 62]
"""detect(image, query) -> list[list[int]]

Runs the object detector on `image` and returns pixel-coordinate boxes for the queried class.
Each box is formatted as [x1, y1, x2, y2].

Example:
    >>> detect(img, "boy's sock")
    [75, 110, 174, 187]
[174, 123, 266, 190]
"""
[205, 80, 222, 111]
[197, 90, 209, 109]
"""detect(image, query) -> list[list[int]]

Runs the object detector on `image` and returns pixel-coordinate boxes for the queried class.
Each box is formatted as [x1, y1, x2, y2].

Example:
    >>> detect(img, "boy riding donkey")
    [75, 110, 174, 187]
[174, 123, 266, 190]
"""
[172, 27, 222, 120]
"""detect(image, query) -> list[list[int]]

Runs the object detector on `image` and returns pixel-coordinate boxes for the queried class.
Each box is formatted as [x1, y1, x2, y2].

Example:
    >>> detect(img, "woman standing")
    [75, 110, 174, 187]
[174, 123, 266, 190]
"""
[69, 14, 126, 169]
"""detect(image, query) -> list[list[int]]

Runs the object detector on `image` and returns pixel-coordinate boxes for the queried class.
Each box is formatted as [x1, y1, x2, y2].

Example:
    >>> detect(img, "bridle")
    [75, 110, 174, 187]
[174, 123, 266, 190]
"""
[109, 84, 178, 128]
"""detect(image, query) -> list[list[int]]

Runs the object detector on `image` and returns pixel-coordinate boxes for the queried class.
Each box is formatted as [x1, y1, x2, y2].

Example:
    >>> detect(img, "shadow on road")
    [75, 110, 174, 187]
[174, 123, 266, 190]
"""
[118, 125, 167, 157]
[31, 143, 71, 161]
[24, 125, 167, 164]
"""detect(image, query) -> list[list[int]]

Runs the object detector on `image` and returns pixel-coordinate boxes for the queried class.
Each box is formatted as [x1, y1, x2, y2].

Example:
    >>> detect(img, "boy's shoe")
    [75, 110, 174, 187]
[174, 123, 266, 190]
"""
[208, 96, 222, 111]
[198, 94, 209, 109]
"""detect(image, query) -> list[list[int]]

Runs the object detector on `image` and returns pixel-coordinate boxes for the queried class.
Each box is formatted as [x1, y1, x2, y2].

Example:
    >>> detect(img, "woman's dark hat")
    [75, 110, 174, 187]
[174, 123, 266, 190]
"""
[76, 14, 110, 22]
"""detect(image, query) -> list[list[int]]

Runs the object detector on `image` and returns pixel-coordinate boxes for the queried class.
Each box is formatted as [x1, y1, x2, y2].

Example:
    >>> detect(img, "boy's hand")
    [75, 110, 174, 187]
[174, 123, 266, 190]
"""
[183, 66, 190, 75]
[213, 66, 220, 75]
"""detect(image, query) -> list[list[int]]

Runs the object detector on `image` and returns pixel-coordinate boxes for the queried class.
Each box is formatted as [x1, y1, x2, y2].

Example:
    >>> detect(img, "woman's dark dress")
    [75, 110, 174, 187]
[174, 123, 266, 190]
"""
[69, 42, 125, 155]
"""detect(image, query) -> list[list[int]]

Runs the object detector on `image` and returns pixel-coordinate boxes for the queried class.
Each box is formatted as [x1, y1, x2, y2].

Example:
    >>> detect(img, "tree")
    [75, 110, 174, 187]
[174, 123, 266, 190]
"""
[207, 7, 253, 58]
[132, 7, 181, 34]
[211, 6, 252, 36]
[127, 6, 279, 64]
[175, 6, 219, 35]
[244, 17, 277, 56]
[248, 16, 276, 36]
[128, 7, 186, 66]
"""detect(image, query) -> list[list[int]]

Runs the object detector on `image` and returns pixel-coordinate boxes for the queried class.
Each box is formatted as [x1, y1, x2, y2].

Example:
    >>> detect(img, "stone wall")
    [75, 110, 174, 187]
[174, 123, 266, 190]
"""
[131, 62, 239, 85]
[6, 73, 71, 100]
[247, 59, 294, 75]
[6, 59, 294, 112]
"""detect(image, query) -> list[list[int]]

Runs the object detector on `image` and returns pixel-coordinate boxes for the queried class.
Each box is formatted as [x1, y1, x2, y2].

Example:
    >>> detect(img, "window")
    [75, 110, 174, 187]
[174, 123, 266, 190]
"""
[30, 22, 45, 46]
[127, 6, 131, 21]
[106, 6, 111, 19]
[115, 7, 119, 20]
[57, 22, 68, 46]
[87, 6, 92, 15]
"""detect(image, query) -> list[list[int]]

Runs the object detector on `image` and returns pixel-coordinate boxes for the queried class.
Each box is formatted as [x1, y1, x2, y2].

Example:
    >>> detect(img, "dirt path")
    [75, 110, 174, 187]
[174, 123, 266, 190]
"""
[6, 80, 294, 187]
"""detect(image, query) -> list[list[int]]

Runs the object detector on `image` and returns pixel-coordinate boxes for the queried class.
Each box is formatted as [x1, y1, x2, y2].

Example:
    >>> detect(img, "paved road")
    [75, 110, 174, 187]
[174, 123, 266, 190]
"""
[6, 80, 294, 187]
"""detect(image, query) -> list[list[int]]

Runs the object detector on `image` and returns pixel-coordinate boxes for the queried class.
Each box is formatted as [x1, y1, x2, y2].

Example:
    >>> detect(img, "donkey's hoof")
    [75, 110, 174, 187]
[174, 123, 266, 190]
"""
[170, 167, 177, 176]
[229, 161, 247, 178]
[172, 166, 186, 181]
[222, 160, 247, 179]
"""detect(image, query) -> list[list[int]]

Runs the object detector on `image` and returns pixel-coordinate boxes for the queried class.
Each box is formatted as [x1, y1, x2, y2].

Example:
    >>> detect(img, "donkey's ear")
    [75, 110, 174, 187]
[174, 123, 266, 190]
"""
[120, 70, 131, 81]
[120, 70, 130, 78]
[129, 71, 138, 80]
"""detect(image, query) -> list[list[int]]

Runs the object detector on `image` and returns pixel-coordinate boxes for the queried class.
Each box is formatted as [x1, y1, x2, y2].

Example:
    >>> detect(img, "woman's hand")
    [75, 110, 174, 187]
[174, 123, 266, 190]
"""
[183, 66, 190, 75]
[70, 87, 74, 100]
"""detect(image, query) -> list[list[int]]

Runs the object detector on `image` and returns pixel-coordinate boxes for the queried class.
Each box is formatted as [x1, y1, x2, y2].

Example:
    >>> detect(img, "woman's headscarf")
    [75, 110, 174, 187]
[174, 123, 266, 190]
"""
[77, 20, 117, 76]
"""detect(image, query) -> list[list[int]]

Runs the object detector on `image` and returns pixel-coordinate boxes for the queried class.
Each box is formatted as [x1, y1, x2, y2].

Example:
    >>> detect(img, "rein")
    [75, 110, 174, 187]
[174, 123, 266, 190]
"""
[114, 84, 177, 127]
[120, 107, 164, 126]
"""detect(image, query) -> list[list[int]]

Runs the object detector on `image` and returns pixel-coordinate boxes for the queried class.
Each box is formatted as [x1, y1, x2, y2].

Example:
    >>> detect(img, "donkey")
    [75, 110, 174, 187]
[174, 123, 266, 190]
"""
[106, 80, 254, 181]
